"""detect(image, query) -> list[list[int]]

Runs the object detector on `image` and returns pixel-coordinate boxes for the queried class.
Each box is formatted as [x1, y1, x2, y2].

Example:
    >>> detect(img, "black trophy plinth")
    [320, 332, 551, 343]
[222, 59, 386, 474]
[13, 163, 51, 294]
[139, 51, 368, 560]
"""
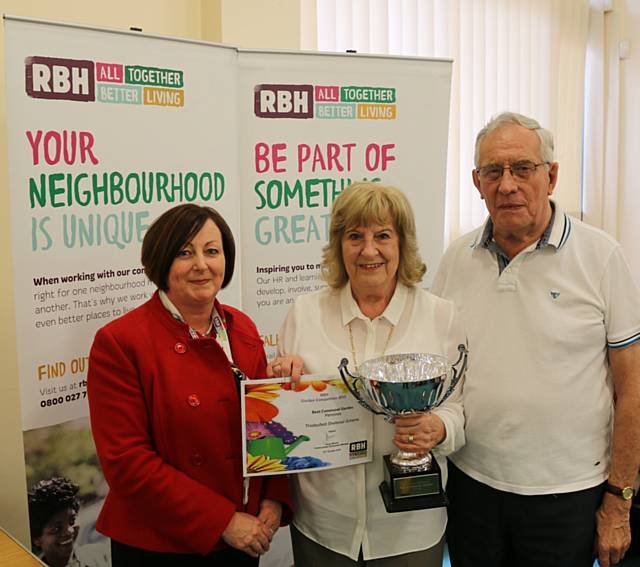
[379, 454, 448, 513]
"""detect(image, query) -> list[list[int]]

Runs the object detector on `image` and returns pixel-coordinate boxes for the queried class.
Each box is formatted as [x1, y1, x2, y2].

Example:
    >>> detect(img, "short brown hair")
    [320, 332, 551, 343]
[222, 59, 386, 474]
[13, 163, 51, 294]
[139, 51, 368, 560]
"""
[321, 182, 426, 288]
[141, 204, 235, 291]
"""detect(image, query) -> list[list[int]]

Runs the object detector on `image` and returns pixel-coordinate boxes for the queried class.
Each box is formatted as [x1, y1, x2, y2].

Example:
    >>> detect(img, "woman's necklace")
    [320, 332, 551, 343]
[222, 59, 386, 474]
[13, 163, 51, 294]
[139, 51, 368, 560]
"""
[347, 320, 395, 369]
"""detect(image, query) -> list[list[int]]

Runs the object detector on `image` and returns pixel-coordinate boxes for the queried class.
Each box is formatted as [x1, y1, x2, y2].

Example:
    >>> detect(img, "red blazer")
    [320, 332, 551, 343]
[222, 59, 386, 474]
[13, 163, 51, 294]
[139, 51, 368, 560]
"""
[87, 292, 291, 555]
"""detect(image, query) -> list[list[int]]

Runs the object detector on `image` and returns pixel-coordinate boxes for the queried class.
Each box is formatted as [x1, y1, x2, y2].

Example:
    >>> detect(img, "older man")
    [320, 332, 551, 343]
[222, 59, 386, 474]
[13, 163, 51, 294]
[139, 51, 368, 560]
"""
[432, 112, 640, 567]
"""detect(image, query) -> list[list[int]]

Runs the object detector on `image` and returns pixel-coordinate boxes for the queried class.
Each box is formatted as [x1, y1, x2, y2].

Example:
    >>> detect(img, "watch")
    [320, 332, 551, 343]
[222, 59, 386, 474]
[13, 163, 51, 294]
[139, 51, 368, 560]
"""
[605, 483, 635, 501]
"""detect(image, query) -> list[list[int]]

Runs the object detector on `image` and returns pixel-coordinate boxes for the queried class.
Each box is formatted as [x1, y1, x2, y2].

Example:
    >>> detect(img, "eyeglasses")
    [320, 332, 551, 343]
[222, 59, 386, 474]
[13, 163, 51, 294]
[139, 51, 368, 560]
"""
[476, 160, 549, 182]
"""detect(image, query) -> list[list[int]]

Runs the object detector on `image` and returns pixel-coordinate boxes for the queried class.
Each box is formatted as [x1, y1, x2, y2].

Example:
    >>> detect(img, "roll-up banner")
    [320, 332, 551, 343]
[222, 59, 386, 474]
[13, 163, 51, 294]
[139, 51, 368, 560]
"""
[5, 16, 451, 566]
[238, 49, 451, 357]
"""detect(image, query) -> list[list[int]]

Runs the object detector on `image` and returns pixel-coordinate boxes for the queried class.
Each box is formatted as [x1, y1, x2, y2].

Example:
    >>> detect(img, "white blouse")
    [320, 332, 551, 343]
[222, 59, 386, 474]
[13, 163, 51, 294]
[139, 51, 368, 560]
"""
[278, 283, 466, 560]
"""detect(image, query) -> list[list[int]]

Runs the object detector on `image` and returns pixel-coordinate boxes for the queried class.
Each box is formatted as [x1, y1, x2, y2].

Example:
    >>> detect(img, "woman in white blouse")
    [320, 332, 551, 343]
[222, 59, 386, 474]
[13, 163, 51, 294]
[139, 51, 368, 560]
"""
[269, 182, 466, 566]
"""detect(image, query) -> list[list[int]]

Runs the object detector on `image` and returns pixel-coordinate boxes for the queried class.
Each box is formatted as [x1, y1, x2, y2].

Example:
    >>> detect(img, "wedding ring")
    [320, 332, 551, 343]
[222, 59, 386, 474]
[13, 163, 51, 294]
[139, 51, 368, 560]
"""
[408, 433, 414, 443]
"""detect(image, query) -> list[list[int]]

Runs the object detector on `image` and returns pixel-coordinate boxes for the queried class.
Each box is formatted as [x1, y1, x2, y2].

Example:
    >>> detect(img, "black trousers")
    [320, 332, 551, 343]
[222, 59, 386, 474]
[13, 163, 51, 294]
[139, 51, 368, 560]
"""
[446, 460, 605, 567]
[111, 539, 260, 567]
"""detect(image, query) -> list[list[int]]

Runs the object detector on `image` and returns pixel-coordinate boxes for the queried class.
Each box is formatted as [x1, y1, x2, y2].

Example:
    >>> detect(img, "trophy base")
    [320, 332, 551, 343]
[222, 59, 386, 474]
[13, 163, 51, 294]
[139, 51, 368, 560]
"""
[379, 481, 448, 512]
[380, 454, 448, 513]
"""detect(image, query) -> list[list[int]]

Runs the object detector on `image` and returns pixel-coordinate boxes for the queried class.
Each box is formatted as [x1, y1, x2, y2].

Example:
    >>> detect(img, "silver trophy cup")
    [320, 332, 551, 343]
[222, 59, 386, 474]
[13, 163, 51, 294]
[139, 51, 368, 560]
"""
[339, 344, 468, 512]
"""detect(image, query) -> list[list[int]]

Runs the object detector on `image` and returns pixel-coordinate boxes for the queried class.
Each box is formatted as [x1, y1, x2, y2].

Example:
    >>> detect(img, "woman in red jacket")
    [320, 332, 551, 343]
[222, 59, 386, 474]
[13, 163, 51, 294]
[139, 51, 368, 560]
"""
[88, 204, 291, 567]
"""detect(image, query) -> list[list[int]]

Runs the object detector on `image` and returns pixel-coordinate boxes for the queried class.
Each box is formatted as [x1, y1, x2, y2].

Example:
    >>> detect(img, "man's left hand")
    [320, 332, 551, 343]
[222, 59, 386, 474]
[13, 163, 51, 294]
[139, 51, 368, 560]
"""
[595, 493, 632, 567]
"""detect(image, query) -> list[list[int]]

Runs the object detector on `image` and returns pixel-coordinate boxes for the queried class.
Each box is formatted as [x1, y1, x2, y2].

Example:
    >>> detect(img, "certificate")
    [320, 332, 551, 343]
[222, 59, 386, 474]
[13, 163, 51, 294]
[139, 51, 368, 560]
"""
[241, 375, 373, 476]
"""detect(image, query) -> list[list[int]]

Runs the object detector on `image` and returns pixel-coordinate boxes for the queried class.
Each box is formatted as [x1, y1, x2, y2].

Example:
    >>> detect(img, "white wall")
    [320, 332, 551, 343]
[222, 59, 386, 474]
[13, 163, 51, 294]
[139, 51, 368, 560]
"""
[221, 0, 300, 49]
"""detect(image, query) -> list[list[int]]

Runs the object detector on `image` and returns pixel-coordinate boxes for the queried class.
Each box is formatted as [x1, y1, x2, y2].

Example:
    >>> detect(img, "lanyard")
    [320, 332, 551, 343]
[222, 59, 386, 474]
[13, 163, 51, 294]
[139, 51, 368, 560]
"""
[185, 307, 233, 363]
[211, 310, 233, 363]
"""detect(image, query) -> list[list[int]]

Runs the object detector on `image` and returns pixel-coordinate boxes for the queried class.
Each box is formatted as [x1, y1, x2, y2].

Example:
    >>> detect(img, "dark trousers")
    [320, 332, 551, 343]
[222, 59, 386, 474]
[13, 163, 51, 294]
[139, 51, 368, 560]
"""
[446, 460, 605, 567]
[111, 538, 260, 567]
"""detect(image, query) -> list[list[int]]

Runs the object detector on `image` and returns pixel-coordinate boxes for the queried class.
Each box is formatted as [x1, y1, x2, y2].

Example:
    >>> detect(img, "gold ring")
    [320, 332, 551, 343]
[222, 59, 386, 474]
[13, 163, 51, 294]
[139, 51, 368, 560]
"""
[408, 434, 414, 443]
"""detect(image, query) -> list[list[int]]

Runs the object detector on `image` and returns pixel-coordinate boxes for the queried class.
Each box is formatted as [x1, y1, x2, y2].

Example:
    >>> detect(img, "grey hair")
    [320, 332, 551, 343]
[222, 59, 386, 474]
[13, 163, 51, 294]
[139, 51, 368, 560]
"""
[474, 111, 555, 167]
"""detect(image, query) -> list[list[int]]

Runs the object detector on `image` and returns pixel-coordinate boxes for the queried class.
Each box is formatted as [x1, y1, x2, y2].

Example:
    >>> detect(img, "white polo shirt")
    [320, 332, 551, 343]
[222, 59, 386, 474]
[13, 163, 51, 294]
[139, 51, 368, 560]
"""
[431, 202, 640, 495]
[279, 283, 466, 560]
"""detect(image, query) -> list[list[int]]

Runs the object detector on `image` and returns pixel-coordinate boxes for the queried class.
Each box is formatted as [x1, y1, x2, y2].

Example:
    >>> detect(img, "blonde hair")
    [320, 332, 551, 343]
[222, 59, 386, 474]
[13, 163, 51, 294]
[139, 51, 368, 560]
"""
[321, 182, 426, 288]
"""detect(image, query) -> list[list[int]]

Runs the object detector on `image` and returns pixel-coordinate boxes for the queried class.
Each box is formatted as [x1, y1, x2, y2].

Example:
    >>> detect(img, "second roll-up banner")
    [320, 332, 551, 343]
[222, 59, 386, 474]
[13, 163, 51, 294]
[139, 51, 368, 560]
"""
[238, 49, 452, 357]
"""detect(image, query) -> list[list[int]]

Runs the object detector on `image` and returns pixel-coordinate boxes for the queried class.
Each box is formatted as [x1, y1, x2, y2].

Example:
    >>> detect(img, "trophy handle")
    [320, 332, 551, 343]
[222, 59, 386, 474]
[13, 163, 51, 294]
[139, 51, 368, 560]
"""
[438, 343, 468, 404]
[339, 358, 387, 416]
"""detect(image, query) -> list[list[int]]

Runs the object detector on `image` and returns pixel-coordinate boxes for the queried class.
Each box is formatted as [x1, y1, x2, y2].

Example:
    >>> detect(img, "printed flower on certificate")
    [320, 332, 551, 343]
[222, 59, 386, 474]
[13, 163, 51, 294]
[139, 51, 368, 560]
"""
[245, 382, 280, 400]
[245, 384, 280, 422]
[280, 377, 348, 394]
[247, 454, 288, 473]
[327, 378, 349, 394]
[281, 379, 327, 392]
[246, 421, 271, 440]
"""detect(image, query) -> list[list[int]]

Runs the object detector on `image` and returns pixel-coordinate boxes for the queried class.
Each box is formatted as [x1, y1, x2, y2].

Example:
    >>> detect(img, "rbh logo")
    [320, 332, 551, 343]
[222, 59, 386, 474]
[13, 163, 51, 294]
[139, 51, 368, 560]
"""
[349, 440, 368, 457]
[25, 56, 95, 102]
[254, 84, 313, 118]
